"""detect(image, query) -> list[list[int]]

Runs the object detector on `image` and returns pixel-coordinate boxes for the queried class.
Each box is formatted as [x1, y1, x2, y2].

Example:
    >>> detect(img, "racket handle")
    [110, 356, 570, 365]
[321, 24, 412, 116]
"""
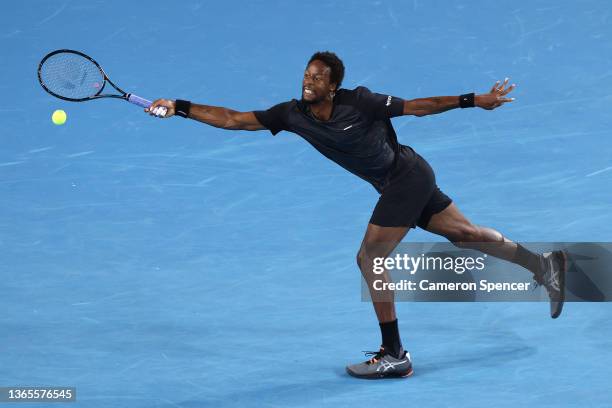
[127, 93, 152, 108]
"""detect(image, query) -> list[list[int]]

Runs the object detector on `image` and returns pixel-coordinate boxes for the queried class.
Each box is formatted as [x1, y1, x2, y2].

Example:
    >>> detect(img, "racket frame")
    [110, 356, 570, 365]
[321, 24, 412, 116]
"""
[37, 49, 146, 106]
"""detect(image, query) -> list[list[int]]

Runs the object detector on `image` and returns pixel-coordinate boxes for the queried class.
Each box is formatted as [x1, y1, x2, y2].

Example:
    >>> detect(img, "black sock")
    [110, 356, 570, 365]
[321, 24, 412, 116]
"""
[379, 319, 402, 358]
[513, 244, 542, 276]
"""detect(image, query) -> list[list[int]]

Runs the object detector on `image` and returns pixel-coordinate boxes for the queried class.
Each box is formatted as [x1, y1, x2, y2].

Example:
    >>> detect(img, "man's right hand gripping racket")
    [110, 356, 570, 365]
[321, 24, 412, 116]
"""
[37, 49, 168, 117]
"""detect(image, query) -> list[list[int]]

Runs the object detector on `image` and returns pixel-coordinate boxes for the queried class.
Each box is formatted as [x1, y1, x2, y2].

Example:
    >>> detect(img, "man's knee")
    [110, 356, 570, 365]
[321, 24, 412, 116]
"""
[357, 243, 385, 269]
[357, 245, 371, 269]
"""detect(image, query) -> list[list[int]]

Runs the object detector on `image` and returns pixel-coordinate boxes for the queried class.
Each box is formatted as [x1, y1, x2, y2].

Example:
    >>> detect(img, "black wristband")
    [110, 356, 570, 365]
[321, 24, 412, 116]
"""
[175, 99, 191, 118]
[459, 93, 475, 108]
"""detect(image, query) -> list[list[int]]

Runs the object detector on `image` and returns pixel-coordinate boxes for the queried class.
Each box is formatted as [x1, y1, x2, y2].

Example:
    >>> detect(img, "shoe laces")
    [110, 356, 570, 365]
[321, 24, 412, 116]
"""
[532, 253, 560, 292]
[532, 275, 542, 290]
[363, 347, 385, 364]
[543, 256, 560, 291]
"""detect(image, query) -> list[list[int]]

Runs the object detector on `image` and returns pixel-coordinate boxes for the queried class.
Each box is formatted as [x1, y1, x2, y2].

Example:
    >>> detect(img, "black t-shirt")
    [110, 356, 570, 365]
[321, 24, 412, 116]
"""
[254, 86, 415, 193]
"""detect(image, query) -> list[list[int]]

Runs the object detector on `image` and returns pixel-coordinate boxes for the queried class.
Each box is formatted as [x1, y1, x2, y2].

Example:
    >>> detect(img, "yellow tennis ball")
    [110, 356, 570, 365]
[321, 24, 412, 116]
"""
[52, 109, 67, 125]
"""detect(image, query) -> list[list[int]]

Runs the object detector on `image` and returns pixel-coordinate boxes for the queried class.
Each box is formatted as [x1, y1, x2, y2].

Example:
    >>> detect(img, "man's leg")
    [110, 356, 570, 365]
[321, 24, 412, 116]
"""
[356, 223, 409, 323]
[424, 202, 538, 273]
[346, 223, 414, 379]
[424, 202, 567, 317]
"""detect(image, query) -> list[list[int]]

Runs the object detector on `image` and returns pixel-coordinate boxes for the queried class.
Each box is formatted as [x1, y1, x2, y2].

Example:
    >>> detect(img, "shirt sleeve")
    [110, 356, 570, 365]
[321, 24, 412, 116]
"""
[253, 101, 291, 136]
[355, 86, 405, 120]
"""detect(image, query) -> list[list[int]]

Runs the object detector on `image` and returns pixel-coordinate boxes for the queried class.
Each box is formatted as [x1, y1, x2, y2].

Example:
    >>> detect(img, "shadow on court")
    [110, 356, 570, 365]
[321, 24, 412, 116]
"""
[415, 344, 537, 376]
[175, 344, 536, 407]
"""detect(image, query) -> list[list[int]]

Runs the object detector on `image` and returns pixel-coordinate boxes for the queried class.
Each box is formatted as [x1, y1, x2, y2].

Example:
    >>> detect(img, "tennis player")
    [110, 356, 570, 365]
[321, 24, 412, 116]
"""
[146, 51, 567, 379]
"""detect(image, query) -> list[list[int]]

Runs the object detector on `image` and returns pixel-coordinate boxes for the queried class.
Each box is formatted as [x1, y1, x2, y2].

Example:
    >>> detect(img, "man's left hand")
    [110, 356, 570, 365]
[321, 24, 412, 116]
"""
[476, 78, 516, 110]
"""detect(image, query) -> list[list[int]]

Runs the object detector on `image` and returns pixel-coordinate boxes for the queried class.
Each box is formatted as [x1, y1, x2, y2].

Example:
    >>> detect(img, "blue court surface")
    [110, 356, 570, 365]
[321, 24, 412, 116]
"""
[1, 1, 612, 407]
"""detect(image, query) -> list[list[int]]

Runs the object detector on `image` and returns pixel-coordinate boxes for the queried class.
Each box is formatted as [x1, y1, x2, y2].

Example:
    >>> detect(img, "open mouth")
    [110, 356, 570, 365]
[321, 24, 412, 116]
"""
[303, 88, 315, 96]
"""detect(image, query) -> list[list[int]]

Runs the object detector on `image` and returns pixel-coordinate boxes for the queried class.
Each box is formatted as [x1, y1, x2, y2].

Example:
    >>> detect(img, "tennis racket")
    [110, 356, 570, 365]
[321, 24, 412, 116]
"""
[37, 49, 166, 116]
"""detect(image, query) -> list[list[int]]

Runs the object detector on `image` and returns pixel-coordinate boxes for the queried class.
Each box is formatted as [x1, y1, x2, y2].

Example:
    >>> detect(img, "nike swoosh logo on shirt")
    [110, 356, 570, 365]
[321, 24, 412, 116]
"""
[343, 125, 353, 131]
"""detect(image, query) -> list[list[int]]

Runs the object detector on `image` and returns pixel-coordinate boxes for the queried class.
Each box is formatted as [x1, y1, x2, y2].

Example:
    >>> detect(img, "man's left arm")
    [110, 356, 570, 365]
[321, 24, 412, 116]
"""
[402, 78, 516, 117]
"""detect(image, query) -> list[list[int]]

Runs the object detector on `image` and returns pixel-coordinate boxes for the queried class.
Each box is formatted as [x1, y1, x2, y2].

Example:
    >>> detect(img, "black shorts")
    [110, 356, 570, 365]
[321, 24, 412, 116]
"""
[369, 147, 452, 229]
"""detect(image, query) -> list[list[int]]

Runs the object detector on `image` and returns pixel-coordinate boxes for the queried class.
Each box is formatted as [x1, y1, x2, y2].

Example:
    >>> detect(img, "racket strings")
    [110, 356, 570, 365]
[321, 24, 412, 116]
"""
[39, 52, 105, 100]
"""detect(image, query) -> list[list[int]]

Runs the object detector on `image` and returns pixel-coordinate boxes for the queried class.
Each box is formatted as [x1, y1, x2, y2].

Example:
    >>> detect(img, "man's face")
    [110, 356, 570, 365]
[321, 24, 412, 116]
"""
[302, 60, 335, 104]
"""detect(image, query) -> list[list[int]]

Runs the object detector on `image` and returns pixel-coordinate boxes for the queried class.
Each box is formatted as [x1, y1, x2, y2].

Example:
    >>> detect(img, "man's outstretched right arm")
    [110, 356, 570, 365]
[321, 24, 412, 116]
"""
[146, 99, 266, 131]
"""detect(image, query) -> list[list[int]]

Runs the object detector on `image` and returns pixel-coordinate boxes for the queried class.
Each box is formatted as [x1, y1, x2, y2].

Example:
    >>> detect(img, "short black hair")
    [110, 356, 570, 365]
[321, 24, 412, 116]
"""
[308, 51, 345, 89]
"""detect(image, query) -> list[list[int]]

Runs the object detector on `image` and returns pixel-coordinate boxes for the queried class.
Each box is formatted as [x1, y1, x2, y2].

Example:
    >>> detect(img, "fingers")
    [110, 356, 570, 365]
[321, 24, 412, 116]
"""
[145, 98, 163, 112]
[152, 106, 168, 117]
[502, 83, 516, 95]
[498, 77, 510, 92]
[145, 99, 169, 118]
[489, 78, 506, 93]
[490, 80, 500, 93]
[485, 97, 515, 110]
[490, 78, 517, 95]
[490, 77, 509, 93]
[146, 106, 168, 118]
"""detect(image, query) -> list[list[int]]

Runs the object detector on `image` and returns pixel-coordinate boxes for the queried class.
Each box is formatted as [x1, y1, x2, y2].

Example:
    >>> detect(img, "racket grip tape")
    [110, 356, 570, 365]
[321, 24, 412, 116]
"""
[127, 93, 152, 108]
